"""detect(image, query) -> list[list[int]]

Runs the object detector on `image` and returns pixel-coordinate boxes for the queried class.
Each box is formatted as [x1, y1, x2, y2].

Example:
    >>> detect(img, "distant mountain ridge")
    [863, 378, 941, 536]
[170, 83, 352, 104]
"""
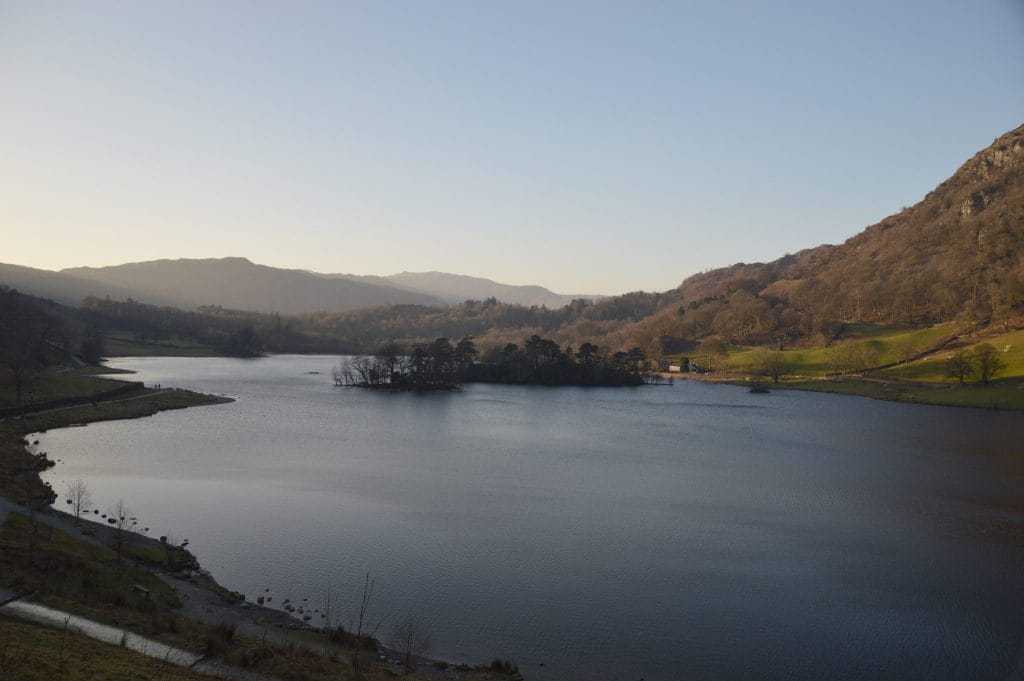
[382, 271, 601, 307]
[313, 270, 601, 307]
[3, 123, 1020, 347]
[58, 258, 446, 314]
[0, 257, 596, 315]
[0, 262, 148, 309]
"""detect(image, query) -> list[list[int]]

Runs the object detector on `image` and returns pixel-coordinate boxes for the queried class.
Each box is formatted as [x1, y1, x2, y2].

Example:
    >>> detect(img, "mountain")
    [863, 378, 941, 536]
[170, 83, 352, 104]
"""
[790, 122, 1024, 324]
[52, 258, 446, 314]
[311, 270, 597, 307]
[1, 256, 598, 315]
[0, 262, 150, 308]
[381, 271, 600, 307]
[0, 257, 448, 314]
[4, 124, 1020, 351]
[622, 122, 1024, 347]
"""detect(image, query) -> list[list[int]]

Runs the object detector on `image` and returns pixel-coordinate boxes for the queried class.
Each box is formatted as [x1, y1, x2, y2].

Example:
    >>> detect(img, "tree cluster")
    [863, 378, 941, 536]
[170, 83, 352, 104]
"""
[81, 297, 264, 357]
[945, 343, 1008, 385]
[334, 334, 651, 389]
[0, 288, 106, 404]
[77, 288, 677, 360]
[467, 336, 647, 386]
[333, 337, 477, 389]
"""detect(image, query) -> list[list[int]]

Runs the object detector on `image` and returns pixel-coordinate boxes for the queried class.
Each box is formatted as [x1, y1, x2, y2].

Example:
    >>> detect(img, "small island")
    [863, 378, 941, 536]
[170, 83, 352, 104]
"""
[332, 335, 658, 389]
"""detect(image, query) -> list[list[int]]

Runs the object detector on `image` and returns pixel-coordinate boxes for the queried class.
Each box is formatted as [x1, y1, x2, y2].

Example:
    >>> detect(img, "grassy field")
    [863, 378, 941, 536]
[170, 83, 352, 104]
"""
[0, 370, 136, 409]
[877, 329, 1024, 383]
[0, 513, 189, 640]
[104, 332, 220, 358]
[0, 513, 364, 680]
[69, 365, 135, 376]
[665, 322, 1024, 410]
[710, 323, 962, 376]
[780, 378, 1024, 410]
[0, 616, 219, 681]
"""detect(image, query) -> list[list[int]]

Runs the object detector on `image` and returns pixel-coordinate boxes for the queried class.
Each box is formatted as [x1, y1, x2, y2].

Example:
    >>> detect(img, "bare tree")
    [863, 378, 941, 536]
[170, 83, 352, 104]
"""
[351, 573, 375, 672]
[109, 499, 133, 559]
[755, 350, 786, 383]
[350, 356, 377, 386]
[65, 479, 92, 525]
[700, 338, 728, 373]
[331, 363, 353, 386]
[378, 342, 403, 379]
[944, 349, 974, 385]
[973, 343, 1007, 385]
[389, 618, 431, 674]
[58, 616, 71, 681]
[16, 443, 50, 536]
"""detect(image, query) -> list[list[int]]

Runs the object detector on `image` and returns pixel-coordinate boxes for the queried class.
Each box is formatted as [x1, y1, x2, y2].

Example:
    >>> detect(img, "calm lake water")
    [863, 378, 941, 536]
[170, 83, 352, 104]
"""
[39, 355, 1024, 681]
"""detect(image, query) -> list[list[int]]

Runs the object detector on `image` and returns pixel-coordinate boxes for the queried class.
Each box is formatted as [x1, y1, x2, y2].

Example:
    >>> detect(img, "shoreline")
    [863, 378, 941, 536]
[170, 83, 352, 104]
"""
[1, 376, 521, 679]
[663, 371, 1024, 411]
[5, 386, 294, 620]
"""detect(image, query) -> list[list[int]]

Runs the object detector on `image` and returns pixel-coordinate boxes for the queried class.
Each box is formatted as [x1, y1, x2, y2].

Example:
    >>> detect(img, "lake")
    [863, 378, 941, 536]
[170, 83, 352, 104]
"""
[39, 355, 1024, 681]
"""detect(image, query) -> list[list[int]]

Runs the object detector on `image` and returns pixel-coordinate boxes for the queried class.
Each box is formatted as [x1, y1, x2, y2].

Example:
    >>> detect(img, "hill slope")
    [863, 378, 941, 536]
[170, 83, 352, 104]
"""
[786, 122, 1024, 324]
[636, 123, 1024, 346]
[0, 262, 150, 308]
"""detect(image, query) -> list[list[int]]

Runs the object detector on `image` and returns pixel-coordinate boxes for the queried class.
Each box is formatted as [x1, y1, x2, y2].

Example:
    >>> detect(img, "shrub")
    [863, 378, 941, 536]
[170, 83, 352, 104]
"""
[214, 620, 237, 643]
[489, 657, 519, 675]
[328, 625, 378, 651]
[204, 634, 228, 656]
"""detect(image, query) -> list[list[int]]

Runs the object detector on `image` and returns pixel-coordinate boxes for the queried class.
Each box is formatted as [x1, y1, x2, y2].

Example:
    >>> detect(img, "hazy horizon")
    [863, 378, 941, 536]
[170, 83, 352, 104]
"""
[3, 1, 1023, 294]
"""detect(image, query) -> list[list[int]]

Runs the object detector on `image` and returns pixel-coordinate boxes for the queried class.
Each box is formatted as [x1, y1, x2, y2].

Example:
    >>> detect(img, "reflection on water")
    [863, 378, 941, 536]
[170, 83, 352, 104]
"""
[39, 355, 1024, 681]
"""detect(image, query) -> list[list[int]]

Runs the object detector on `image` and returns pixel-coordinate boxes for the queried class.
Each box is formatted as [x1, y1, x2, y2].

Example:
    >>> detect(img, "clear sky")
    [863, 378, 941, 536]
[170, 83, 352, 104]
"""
[2, 1, 1023, 295]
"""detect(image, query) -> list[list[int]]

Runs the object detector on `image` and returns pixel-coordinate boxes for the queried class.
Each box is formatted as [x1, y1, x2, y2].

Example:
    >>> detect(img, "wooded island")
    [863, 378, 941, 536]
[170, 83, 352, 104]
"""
[332, 335, 653, 389]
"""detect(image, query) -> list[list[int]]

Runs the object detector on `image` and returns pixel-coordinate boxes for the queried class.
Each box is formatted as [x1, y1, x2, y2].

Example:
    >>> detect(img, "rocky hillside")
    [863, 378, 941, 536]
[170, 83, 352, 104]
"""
[625, 123, 1024, 349]
[787, 122, 1024, 323]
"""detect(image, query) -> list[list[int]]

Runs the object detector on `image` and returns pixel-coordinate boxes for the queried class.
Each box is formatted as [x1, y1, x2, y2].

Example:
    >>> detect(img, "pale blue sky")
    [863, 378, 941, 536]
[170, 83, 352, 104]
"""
[2, 1, 1023, 295]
